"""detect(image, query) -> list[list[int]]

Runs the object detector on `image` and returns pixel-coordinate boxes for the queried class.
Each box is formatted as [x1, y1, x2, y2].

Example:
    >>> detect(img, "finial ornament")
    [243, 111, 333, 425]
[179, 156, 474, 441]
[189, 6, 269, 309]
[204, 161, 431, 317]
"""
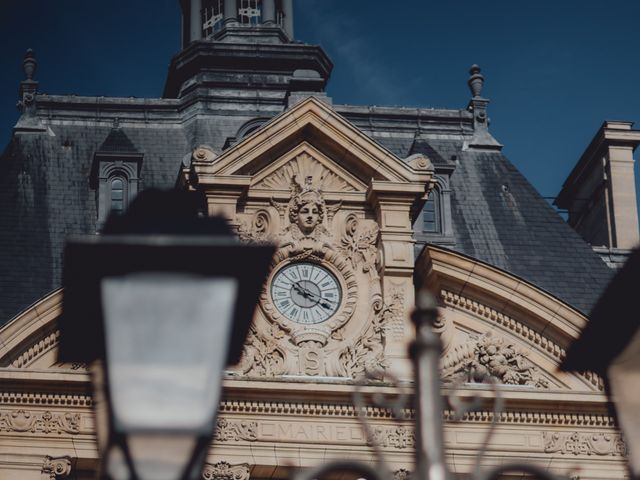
[23, 49, 37, 81]
[468, 64, 484, 98]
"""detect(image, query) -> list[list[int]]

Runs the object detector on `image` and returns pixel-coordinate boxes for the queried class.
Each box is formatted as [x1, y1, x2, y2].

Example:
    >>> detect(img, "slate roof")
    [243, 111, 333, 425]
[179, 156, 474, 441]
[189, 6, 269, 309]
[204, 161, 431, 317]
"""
[0, 120, 189, 322]
[0, 96, 613, 323]
[446, 147, 612, 313]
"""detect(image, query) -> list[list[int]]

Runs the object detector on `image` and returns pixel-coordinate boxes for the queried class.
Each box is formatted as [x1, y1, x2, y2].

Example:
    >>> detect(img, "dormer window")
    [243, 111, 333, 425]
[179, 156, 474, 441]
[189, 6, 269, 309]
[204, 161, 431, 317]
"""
[91, 125, 143, 231]
[413, 176, 455, 247]
[238, 0, 262, 25]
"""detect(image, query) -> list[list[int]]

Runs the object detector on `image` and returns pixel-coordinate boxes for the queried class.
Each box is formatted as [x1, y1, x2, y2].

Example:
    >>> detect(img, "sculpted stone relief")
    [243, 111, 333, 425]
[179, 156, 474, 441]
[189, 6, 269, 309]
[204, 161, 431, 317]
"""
[543, 431, 627, 456]
[441, 331, 549, 388]
[234, 152, 400, 379]
[0, 409, 81, 434]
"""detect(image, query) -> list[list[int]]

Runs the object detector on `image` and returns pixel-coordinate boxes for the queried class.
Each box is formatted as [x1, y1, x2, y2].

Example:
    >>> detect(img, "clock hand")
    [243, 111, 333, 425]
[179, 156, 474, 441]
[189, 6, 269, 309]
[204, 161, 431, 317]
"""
[292, 282, 335, 310]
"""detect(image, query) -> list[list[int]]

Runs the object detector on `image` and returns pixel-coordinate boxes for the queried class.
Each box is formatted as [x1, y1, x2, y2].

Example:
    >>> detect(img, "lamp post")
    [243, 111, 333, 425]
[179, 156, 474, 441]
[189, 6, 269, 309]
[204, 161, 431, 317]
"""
[58, 191, 275, 480]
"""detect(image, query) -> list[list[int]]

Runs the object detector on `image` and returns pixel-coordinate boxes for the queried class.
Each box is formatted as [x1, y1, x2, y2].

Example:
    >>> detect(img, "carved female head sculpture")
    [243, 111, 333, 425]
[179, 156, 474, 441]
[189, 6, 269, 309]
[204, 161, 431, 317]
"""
[288, 176, 325, 236]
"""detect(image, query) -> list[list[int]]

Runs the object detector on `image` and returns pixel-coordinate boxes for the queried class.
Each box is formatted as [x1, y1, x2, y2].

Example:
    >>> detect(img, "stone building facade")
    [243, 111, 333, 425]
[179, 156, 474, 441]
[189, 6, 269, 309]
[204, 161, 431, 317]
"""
[0, 2, 638, 479]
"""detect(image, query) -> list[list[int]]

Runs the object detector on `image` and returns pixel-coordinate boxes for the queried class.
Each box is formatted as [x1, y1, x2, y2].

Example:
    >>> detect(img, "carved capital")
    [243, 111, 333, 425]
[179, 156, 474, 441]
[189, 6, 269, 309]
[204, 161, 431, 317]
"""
[202, 461, 250, 480]
[41, 456, 72, 480]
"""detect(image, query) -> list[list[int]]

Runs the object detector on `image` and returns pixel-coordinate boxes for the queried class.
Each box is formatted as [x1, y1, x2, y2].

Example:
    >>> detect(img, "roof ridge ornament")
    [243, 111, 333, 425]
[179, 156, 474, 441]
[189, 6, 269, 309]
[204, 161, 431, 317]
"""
[467, 64, 484, 98]
[15, 48, 47, 133]
[23, 48, 37, 81]
[464, 64, 503, 151]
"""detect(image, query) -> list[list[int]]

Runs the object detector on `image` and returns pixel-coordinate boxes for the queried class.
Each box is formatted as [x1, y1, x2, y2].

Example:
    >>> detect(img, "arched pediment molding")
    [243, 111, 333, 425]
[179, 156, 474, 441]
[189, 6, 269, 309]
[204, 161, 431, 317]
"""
[417, 245, 587, 348]
[416, 245, 603, 392]
[0, 289, 64, 369]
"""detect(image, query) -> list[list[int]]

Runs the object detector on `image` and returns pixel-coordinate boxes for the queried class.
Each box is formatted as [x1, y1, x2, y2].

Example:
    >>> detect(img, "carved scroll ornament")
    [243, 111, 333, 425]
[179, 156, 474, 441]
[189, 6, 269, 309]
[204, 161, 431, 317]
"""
[41, 456, 72, 480]
[337, 292, 403, 380]
[338, 213, 379, 277]
[232, 326, 286, 377]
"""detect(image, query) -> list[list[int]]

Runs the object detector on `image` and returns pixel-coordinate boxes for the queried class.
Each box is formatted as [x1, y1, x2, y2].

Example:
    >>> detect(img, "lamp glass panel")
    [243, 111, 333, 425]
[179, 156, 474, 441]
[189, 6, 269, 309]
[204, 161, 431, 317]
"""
[127, 434, 196, 480]
[101, 273, 238, 431]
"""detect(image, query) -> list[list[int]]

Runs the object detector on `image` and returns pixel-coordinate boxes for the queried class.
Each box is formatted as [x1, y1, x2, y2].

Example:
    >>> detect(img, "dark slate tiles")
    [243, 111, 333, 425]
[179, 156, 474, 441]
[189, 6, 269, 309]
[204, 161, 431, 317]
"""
[0, 122, 189, 323]
[447, 149, 613, 314]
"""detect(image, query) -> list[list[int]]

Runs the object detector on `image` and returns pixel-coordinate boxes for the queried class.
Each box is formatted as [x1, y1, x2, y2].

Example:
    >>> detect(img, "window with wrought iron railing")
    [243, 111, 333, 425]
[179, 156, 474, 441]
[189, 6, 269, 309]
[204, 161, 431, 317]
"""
[202, 0, 224, 37]
[238, 0, 261, 25]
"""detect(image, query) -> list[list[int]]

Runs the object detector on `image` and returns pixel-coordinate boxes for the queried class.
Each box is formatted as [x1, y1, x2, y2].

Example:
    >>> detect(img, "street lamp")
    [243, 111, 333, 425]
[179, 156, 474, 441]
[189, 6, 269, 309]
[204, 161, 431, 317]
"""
[58, 196, 274, 480]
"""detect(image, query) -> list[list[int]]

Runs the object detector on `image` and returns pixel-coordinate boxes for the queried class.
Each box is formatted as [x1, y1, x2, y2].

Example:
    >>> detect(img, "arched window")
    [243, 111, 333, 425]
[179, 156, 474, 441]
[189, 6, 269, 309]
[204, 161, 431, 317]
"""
[422, 189, 441, 234]
[110, 177, 126, 215]
[238, 0, 262, 25]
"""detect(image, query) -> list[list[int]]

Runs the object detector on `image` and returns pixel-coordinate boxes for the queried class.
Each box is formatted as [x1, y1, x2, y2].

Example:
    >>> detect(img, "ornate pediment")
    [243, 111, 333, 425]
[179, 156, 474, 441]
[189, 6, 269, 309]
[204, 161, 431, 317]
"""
[190, 97, 433, 188]
[252, 148, 362, 193]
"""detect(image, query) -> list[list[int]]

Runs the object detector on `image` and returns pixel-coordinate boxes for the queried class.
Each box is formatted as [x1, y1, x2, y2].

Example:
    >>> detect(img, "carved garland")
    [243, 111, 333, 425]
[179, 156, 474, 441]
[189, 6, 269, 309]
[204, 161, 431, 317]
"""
[0, 410, 81, 434]
[543, 431, 627, 456]
[441, 289, 604, 390]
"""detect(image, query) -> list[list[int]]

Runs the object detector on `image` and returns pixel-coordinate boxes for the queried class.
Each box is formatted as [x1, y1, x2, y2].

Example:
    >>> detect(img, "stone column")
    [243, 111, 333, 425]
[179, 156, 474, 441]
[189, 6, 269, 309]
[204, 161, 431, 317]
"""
[224, 0, 238, 25]
[262, 0, 276, 25]
[282, 0, 294, 38]
[190, 0, 203, 42]
[180, 0, 188, 48]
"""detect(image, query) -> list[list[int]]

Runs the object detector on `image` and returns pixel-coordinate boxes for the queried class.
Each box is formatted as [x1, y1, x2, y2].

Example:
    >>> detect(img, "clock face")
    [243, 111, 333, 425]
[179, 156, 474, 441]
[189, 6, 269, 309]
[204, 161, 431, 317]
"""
[270, 262, 342, 324]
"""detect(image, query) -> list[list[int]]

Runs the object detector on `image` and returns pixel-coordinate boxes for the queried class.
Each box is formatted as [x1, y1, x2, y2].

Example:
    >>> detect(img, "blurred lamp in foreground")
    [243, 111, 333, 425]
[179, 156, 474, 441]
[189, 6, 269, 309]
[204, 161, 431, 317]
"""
[562, 248, 640, 479]
[58, 234, 274, 480]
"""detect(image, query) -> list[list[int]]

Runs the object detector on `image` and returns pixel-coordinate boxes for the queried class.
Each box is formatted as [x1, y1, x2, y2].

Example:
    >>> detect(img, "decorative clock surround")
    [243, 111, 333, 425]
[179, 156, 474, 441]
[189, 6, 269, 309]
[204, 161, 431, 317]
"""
[186, 97, 434, 380]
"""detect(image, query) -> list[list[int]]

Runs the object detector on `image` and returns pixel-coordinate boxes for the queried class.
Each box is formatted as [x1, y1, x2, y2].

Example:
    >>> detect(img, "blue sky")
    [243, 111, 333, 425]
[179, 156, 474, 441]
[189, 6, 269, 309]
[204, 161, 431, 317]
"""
[2, 0, 640, 210]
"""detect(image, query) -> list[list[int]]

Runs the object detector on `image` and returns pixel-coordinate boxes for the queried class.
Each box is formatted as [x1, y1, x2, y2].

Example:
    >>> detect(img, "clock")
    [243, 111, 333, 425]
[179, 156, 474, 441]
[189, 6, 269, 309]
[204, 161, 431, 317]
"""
[270, 262, 342, 324]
